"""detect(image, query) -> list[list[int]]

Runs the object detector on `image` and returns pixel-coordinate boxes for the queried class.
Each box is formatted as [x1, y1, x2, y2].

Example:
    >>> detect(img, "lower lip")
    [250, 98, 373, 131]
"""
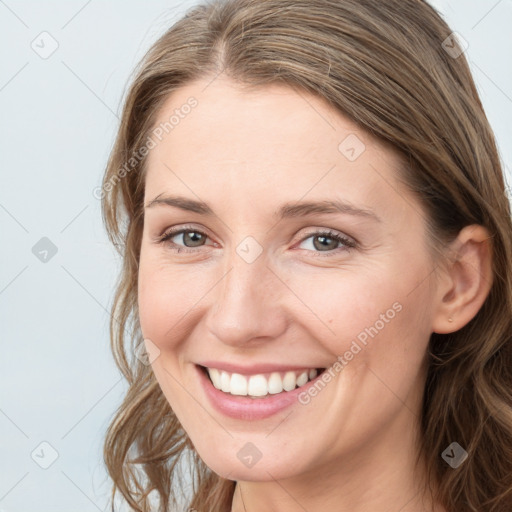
[196, 365, 322, 421]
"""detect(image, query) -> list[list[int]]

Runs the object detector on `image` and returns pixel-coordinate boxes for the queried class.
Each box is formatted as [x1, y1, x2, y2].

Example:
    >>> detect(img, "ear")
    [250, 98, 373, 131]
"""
[431, 224, 493, 334]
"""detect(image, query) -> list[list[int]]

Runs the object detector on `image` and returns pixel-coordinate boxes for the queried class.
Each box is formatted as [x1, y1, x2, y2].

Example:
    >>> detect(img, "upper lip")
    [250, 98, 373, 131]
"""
[197, 361, 324, 375]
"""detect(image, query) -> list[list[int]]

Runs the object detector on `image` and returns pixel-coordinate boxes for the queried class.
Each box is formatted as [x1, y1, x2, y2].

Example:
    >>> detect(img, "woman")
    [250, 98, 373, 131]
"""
[101, 0, 512, 510]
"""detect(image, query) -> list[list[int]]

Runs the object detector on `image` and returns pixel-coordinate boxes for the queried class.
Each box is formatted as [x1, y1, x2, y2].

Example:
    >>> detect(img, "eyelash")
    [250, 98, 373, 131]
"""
[156, 225, 357, 256]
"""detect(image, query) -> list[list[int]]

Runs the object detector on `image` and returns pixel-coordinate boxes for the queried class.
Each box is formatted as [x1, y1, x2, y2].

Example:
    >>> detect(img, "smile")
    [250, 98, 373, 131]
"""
[196, 363, 328, 420]
[205, 367, 322, 398]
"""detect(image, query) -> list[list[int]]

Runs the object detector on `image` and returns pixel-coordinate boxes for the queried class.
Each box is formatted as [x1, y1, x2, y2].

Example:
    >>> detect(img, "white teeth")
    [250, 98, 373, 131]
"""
[206, 367, 321, 397]
[282, 371, 297, 391]
[296, 371, 308, 387]
[220, 371, 231, 393]
[268, 372, 283, 394]
[248, 375, 267, 396]
[209, 368, 221, 389]
[230, 373, 248, 396]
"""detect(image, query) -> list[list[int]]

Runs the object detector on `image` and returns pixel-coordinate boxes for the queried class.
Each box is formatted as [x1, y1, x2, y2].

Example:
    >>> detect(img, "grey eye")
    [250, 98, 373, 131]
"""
[172, 231, 207, 247]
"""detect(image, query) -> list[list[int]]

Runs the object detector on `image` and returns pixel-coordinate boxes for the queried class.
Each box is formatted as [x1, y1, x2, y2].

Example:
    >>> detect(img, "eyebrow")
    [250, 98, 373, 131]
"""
[145, 194, 212, 215]
[145, 194, 381, 222]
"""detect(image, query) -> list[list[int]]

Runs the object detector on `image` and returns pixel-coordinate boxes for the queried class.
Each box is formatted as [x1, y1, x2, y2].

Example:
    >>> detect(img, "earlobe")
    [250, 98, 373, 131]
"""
[431, 225, 493, 334]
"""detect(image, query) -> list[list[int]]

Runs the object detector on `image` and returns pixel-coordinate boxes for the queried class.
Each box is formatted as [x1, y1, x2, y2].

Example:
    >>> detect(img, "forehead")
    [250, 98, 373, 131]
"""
[144, 77, 405, 213]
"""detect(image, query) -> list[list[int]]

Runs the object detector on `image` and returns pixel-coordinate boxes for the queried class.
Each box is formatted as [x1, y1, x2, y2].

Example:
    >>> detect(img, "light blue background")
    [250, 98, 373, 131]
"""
[1, 1, 511, 510]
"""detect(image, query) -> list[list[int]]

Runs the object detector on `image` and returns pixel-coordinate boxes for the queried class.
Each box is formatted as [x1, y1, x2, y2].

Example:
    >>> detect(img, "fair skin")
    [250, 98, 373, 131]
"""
[137, 76, 492, 512]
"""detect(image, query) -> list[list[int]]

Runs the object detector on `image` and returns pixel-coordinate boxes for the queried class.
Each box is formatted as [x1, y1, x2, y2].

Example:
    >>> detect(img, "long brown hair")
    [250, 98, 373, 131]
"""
[101, 1, 512, 510]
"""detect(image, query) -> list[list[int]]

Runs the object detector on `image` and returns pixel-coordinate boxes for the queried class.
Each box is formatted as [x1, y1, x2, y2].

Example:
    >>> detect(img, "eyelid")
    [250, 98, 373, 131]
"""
[293, 228, 357, 255]
[156, 224, 215, 245]
[296, 227, 356, 245]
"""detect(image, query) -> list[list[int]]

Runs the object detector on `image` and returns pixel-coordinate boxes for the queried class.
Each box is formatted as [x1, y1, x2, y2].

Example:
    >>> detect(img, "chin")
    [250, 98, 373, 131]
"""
[194, 438, 314, 483]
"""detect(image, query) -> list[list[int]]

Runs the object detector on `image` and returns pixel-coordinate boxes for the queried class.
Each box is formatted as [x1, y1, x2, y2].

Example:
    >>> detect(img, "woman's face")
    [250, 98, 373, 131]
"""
[138, 77, 440, 482]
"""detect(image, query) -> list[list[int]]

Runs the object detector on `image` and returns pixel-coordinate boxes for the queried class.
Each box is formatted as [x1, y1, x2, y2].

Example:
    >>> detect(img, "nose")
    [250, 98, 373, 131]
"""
[204, 253, 288, 347]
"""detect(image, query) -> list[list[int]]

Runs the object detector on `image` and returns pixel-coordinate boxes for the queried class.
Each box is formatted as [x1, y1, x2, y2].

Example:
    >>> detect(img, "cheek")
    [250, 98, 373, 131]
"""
[293, 270, 431, 442]
[137, 262, 168, 343]
[137, 256, 216, 347]
[290, 268, 394, 337]
[293, 265, 432, 370]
